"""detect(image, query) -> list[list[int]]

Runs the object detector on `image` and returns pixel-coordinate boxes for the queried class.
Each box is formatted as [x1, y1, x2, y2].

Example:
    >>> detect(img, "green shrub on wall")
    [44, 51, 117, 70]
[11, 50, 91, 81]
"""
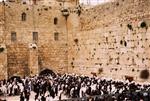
[74, 39, 78, 45]
[98, 68, 103, 74]
[32, 46, 36, 49]
[140, 21, 148, 29]
[140, 69, 149, 79]
[127, 24, 133, 30]
[0, 47, 4, 53]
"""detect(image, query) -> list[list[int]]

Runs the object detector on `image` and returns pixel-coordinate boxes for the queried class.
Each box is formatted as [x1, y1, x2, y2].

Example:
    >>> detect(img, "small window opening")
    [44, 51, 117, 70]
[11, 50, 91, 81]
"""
[33, 32, 38, 42]
[54, 32, 59, 41]
[54, 17, 58, 25]
[11, 32, 17, 42]
[22, 12, 26, 21]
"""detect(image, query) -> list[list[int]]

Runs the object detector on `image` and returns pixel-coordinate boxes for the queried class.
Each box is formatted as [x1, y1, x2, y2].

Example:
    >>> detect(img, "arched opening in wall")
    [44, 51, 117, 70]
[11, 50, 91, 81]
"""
[39, 69, 56, 77]
[21, 12, 26, 21]
[54, 17, 58, 25]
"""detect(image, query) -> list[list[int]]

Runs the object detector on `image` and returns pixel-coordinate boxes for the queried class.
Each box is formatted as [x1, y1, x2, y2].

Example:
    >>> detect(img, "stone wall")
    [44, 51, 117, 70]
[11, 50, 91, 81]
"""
[0, 44, 7, 80]
[68, 0, 150, 82]
[0, 0, 78, 78]
[7, 43, 29, 77]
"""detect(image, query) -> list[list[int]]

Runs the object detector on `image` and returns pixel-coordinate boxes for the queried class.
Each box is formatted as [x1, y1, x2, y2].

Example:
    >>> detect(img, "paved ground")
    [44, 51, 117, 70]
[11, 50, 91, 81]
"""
[0, 92, 36, 101]
[0, 92, 68, 101]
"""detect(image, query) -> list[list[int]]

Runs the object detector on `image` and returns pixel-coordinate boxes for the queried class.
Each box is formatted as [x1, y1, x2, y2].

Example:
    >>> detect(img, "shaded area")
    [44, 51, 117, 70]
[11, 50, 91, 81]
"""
[8, 76, 23, 83]
[125, 75, 134, 82]
[39, 69, 56, 77]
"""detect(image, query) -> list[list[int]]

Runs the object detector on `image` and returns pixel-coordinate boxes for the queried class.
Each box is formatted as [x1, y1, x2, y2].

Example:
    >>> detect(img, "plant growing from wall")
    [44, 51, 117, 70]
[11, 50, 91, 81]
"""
[32, 46, 36, 49]
[132, 69, 135, 72]
[116, 2, 119, 6]
[124, 41, 127, 47]
[140, 21, 148, 29]
[0, 47, 4, 53]
[120, 40, 123, 45]
[140, 69, 149, 79]
[71, 62, 73, 65]
[76, 5, 82, 16]
[127, 24, 133, 30]
[77, 9, 81, 16]
[98, 68, 103, 74]
[74, 38, 78, 45]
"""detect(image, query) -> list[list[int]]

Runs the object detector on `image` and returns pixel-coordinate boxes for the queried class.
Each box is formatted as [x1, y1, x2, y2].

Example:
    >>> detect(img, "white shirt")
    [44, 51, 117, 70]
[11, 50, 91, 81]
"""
[91, 84, 97, 91]
[79, 86, 86, 97]
[46, 96, 54, 101]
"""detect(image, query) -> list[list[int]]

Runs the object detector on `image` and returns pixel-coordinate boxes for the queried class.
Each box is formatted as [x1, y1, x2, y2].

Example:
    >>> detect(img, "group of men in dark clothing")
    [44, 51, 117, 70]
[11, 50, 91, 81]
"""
[0, 73, 150, 101]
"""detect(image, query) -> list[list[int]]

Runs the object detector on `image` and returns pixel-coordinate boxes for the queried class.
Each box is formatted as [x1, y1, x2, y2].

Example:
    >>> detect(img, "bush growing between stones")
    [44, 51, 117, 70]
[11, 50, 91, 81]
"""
[124, 41, 127, 47]
[0, 47, 4, 53]
[120, 40, 123, 45]
[32, 46, 36, 49]
[140, 21, 147, 29]
[140, 69, 149, 79]
[98, 68, 103, 74]
[74, 39, 78, 44]
[116, 2, 119, 6]
[132, 69, 135, 72]
[127, 24, 133, 30]
[77, 9, 81, 16]
[44, 8, 48, 11]
[71, 62, 73, 65]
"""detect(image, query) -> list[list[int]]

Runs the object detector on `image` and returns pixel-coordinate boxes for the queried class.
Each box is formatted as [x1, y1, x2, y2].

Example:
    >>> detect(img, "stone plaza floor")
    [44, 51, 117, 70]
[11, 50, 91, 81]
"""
[0, 92, 36, 101]
[0, 92, 68, 101]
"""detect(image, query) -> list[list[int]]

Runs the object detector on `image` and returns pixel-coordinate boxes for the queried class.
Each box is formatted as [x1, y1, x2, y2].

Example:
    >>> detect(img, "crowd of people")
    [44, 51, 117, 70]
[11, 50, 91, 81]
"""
[0, 73, 150, 101]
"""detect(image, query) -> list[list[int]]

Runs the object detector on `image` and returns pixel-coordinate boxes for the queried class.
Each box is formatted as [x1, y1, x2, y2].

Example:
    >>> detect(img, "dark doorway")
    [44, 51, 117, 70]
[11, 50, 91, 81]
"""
[125, 75, 134, 82]
[39, 69, 56, 77]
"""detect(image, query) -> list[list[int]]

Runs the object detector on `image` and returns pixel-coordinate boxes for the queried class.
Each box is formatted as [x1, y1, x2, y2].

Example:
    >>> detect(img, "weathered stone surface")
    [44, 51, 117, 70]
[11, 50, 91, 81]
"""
[0, 44, 7, 80]
[0, 0, 76, 78]
[68, 0, 150, 82]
